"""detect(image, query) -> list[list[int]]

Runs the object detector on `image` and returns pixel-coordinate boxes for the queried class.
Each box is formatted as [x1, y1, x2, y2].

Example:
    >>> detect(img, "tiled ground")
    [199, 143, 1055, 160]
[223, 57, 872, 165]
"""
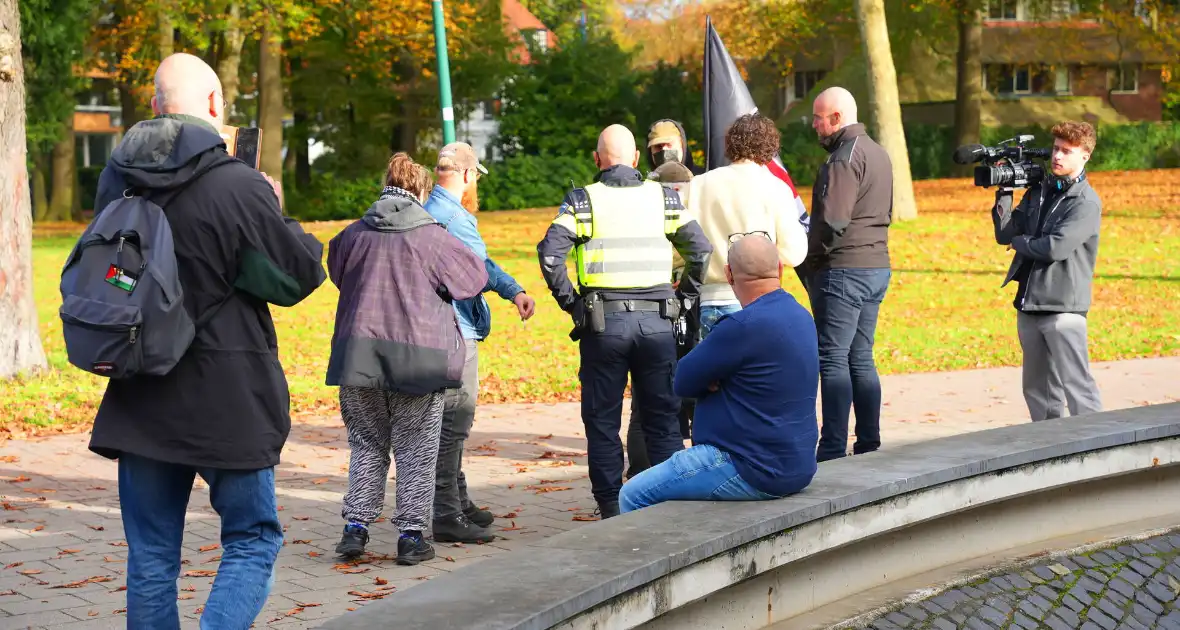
[0, 357, 1176, 629]
[855, 532, 1180, 630]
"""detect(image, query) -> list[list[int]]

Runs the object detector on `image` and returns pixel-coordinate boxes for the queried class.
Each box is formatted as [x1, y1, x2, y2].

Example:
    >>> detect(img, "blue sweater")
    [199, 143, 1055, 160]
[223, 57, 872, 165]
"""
[674, 289, 819, 496]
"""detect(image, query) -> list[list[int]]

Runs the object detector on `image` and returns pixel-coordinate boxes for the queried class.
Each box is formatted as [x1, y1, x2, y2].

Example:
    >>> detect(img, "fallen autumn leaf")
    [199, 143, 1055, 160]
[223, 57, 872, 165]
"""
[51, 576, 114, 589]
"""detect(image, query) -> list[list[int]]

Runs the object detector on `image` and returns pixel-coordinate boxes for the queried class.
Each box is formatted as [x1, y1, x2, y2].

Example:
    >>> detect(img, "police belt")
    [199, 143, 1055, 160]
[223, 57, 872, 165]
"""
[601, 299, 662, 314]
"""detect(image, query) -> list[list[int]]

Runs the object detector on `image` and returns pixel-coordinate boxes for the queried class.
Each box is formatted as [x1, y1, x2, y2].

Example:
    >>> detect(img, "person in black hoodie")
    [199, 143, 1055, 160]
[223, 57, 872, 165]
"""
[88, 53, 326, 629]
[645, 118, 704, 176]
[627, 119, 703, 478]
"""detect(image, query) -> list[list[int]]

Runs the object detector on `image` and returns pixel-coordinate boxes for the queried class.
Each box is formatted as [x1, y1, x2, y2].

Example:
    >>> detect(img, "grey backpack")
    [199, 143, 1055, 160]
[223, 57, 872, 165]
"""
[59, 191, 195, 378]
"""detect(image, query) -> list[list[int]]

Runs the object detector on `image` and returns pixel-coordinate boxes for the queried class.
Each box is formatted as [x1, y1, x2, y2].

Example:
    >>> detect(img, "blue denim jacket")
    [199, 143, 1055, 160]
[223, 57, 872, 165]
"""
[424, 185, 524, 340]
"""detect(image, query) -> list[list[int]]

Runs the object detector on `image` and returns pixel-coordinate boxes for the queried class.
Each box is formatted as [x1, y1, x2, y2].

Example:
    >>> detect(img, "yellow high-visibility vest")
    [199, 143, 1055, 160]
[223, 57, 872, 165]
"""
[572, 180, 680, 289]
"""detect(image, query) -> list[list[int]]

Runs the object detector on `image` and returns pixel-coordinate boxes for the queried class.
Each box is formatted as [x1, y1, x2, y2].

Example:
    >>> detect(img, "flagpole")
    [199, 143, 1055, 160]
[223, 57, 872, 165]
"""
[432, 0, 456, 144]
[702, 16, 712, 171]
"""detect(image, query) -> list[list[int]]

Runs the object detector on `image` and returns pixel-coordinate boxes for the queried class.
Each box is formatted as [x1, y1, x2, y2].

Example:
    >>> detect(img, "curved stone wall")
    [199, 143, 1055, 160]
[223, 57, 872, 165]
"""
[320, 403, 1180, 630]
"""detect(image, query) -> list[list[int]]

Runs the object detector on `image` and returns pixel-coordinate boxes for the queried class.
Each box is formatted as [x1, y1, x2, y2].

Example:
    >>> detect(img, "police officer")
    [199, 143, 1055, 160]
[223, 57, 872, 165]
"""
[537, 124, 712, 518]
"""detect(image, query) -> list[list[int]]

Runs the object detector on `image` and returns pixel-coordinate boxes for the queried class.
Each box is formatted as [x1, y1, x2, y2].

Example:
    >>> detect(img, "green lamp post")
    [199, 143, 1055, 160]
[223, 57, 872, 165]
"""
[432, 0, 456, 144]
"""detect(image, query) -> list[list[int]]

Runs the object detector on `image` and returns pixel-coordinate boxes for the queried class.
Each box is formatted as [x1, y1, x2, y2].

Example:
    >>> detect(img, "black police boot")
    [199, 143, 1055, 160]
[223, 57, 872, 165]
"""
[335, 522, 369, 559]
[432, 514, 496, 543]
[397, 531, 435, 566]
[463, 504, 495, 528]
[597, 500, 621, 520]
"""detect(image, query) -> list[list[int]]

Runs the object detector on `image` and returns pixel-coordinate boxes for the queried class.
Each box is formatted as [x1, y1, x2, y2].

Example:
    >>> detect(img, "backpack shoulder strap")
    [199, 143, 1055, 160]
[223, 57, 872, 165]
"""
[130, 171, 231, 332]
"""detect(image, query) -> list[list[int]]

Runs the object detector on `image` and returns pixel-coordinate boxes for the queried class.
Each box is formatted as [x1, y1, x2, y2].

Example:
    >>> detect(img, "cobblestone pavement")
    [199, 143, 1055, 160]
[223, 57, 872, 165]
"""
[854, 531, 1180, 630]
[0, 357, 1176, 629]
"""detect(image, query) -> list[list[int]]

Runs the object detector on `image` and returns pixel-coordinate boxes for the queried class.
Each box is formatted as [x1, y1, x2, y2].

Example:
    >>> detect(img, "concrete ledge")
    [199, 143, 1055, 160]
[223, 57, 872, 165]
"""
[318, 403, 1180, 630]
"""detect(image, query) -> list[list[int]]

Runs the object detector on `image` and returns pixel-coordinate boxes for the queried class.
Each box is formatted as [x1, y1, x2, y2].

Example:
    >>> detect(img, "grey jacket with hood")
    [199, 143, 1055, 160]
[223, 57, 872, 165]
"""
[88, 114, 327, 470]
[326, 188, 489, 395]
[992, 174, 1103, 313]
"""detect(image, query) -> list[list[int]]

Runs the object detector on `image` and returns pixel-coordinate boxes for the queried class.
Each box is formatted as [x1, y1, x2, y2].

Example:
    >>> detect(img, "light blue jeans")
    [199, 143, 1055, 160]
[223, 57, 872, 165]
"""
[119, 454, 282, 629]
[619, 444, 776, 513]
[700, 304, 742, 339]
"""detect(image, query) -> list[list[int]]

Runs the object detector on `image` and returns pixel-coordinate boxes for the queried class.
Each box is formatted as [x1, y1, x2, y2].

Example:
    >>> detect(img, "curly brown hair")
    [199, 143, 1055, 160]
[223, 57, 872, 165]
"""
[724, 114, 781, 164]
[384, 152, 434, 199]
[1051, 121, 1097, 154]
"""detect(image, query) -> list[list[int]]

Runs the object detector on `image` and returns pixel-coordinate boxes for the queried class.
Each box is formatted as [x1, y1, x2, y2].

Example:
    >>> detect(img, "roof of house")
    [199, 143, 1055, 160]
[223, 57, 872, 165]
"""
[501, 0, 558, 65]
[982, 24, 1173, 64]
[502, 0, 547, 31]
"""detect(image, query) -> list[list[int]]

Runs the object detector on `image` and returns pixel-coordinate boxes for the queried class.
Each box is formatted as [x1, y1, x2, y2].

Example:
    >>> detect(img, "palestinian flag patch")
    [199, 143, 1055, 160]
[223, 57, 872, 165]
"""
[105, 265, 138, 292]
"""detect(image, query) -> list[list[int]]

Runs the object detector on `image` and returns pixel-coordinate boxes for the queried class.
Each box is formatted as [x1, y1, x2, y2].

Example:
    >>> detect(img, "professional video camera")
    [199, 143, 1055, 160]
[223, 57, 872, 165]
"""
[952, 135, 1052, 189]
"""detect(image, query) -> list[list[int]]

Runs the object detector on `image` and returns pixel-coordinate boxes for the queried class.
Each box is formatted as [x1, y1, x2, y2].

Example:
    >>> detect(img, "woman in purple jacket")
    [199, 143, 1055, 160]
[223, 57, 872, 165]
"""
[326, 154, 489, 565]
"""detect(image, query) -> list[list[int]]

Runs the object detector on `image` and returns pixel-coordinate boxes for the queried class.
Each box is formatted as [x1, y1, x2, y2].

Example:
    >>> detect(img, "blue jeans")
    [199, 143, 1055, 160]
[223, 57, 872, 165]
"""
[699, 303, 741, 339]
[619, 444, 776, 512]
[806, 267, 891, 462]
[119, 454, 283, 629]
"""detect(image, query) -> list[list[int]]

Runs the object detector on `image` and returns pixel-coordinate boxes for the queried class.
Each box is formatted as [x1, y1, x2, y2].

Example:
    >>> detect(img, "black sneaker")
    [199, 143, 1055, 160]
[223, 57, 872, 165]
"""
[432, 514, 496, 543]
[597, 500, 620, 520]
[463, 504, 495, 528]
[397, 533, 435, 566]
[335, 523, 369, 558]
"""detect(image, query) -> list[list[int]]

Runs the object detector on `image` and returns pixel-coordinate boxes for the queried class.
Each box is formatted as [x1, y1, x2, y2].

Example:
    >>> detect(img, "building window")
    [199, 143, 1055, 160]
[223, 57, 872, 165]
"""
[74, 134, 114, 169]
[1110, 65, 1139, 93]
[985, 63, 1062, 96]
[781, 70, 826, 111]
[531, 29, 548, 52]
[1046, 0, 1080, 19]
[993, 64, 1032, 94]
[1054, 66, 1071, 94]
[987, 0, 1019, 20]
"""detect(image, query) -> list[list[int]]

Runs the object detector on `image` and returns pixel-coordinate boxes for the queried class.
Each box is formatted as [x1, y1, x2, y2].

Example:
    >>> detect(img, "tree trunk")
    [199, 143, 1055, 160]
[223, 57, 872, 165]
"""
[49, 115, 77, 221]
[953, 2, 982, 178]
[119, 82, 143, 131]
[258, 22, 284, 188]
[0, 1, 49, 379]
[291, 68, 310, 190]
[392, 97, 418, 155]
[216, 2, 245, 113]
[854, 0, 917, 221]
[31, 151, 49, 221]
[158, 0, 173, 60]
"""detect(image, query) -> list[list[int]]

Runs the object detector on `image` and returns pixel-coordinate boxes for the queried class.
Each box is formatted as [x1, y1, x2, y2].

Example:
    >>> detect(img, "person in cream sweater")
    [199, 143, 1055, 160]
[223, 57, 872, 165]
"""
[686, 113, 808, 336]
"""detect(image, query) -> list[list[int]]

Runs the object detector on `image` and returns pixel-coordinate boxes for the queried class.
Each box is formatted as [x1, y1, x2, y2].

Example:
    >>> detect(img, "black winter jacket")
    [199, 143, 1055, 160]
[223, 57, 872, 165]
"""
[88, 115, 326, 469]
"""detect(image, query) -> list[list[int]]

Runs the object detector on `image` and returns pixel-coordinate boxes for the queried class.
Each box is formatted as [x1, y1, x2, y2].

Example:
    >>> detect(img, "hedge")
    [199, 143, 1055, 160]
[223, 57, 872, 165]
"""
[276, 120, 1179, 219]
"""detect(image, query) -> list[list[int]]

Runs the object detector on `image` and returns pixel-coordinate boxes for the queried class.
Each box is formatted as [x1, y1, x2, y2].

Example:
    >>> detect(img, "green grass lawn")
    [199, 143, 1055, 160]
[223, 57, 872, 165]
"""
[3, 170, 1178, 434]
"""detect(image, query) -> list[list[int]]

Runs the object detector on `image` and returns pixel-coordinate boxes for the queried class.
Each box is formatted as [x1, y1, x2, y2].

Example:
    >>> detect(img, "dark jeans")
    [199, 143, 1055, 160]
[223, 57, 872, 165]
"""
[118, 453, 282, 629]
[624, 302, 734, 477]
[807, 267, 891, 462]
[434, 339, 479, 520]
[581, 310, 683, 506]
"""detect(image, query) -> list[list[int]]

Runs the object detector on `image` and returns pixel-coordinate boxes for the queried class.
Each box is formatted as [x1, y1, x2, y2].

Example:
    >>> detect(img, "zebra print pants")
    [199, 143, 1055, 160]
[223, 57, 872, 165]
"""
[339, 386, 444, 532]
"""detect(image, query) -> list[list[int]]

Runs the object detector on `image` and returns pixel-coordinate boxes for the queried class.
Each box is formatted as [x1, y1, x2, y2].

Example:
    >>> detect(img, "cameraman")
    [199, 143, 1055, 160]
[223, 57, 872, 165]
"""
[992, 121, 1103, 422]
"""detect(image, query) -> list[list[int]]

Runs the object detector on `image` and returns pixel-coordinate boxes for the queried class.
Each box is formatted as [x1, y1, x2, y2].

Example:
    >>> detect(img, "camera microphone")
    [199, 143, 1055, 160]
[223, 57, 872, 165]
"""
[952, 144, 986, 165]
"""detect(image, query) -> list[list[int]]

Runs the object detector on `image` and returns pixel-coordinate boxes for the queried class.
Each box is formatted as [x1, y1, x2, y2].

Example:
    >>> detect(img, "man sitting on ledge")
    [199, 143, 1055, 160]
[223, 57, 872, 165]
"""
[620, 233, 819, 512]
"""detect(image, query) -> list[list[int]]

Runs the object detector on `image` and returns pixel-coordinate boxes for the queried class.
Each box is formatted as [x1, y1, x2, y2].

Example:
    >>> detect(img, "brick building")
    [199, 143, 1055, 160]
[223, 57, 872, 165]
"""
[770, 0, 1172, 128]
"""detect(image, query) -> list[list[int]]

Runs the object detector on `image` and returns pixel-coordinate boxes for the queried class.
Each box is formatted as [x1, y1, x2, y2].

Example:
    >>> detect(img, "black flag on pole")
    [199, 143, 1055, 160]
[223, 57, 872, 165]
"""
[703, 16, 809, 230]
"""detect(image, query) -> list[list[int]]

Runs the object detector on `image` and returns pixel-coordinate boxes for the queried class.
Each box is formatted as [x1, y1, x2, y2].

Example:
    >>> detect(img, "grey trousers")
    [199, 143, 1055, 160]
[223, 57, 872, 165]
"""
[1016, 312, 1103, 422]
[433, 339, 479, 520]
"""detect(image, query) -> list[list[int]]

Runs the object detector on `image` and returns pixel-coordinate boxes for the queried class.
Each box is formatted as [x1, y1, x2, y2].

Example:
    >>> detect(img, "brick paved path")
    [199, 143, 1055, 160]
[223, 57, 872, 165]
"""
[0, 357, 1176, 629]
[852, 531, 1180, 630]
